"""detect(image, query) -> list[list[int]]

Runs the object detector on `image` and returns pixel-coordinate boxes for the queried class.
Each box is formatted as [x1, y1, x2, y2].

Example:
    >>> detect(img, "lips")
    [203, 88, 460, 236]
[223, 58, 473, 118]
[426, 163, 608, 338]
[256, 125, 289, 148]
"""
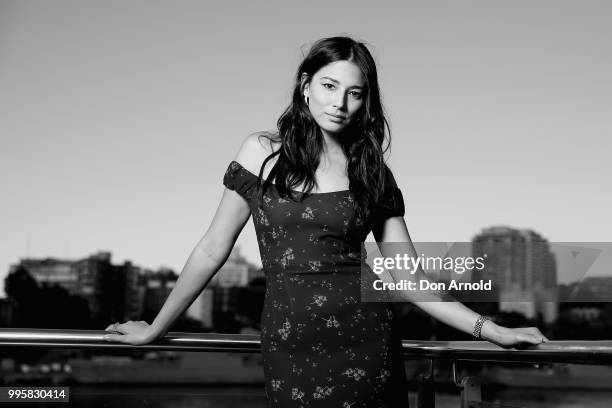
[326, 113, 346, 120]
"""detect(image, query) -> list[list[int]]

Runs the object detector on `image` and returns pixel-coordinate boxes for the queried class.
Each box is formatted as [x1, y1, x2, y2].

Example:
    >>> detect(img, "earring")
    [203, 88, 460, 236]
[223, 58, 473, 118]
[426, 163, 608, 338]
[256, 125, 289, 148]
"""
[304, 95, 309, 105]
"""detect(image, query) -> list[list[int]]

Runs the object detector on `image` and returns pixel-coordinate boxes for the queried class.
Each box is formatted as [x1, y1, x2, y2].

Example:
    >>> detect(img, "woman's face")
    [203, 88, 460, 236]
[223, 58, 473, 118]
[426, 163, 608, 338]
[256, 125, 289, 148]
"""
[303, 60, 365, 137]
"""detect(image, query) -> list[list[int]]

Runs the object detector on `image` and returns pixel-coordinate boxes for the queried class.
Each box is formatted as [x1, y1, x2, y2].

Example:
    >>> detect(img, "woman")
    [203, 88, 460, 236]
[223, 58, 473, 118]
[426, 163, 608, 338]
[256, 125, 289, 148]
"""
[104, 36, 548, 407]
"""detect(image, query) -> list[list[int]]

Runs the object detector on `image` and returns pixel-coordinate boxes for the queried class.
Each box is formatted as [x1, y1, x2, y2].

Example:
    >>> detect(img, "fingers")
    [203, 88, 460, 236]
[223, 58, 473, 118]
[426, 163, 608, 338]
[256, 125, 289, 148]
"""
[102, 333, 124, 342]
[526, 327, 550, 342]
[103, 322, 125, 342]
[532, 328, 550, 342]
[105, 322, 120, 332]
[516, 333, 544, 344]
[102, 321, 150, 344]
[513, 327, 549, 343]
[104, 322, 130, 334]
[103, 332, 150, 345]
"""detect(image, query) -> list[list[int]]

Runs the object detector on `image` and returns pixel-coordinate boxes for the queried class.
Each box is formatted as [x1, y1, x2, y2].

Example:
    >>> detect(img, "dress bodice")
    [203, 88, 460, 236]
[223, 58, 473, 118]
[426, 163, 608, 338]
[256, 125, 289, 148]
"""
[223, 160, 405, 272]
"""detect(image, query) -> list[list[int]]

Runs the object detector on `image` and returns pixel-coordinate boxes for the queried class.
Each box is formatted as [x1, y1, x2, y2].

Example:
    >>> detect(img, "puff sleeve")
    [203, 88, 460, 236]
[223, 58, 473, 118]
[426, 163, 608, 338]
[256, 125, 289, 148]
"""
[223, 160, 259, 202]
[374, 168, 405, 222]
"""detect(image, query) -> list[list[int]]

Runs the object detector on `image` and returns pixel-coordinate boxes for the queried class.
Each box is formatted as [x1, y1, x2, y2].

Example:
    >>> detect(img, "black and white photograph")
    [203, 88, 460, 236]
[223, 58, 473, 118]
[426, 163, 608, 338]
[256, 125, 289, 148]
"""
[1, 1, 611, 407]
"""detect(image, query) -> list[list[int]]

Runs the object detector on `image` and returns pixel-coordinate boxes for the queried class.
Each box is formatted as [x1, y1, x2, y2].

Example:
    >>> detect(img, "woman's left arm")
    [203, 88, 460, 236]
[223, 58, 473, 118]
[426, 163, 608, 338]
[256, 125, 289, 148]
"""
[372, 216, 550, 348]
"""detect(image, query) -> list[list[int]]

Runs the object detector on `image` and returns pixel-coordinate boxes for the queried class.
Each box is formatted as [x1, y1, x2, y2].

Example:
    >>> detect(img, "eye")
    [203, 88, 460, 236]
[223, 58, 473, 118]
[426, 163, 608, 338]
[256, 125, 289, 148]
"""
[350, 91, 362, 99]
[322, 83, 335, 90]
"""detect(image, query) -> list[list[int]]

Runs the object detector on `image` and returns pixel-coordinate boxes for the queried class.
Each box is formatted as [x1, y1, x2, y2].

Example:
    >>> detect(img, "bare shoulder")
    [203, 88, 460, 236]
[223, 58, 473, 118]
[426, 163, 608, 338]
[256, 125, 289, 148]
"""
[234, 131, 281, 177]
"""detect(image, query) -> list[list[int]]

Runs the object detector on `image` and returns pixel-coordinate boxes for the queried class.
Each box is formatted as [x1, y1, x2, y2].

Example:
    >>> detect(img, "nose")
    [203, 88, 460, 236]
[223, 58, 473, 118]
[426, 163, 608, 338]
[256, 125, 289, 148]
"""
[332, 92, 347, 111]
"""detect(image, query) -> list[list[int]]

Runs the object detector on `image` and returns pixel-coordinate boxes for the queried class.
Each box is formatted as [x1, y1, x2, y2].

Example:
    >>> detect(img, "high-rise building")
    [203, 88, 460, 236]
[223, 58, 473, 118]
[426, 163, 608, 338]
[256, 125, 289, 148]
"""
[210, 247, 257, 287]
[186, 287, 214, 328]
[73, 252, 115, 323]
[11, 258, 78, 293]
[141, 268, 177, 320]
[9, 252, 161, 324]
[472, 226, 558, 323]
[0, 298, 16, 326]
[248, 265, 265, 283]
[574, 276, 612, 302]
[118, 261, 146, 321]
[211, 286, 242, 330]
[8, 249, 263, 329]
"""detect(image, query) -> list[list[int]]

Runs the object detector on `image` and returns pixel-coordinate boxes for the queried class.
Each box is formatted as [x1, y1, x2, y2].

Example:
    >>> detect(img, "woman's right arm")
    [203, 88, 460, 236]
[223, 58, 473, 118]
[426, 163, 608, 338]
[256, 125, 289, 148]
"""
[103, 135, 268, 345]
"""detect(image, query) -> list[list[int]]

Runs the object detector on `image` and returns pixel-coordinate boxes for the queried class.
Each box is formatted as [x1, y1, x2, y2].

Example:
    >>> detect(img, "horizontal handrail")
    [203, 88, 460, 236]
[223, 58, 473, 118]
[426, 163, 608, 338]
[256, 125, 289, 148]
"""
[0, 329, 261, 353]
[401, 340, 612, 365]
[1, 329, 611, 365]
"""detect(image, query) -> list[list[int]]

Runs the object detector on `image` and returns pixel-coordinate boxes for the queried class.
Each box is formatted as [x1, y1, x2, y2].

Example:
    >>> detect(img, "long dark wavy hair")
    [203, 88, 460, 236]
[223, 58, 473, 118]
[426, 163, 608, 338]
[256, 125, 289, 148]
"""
[255, 36, 395, 228]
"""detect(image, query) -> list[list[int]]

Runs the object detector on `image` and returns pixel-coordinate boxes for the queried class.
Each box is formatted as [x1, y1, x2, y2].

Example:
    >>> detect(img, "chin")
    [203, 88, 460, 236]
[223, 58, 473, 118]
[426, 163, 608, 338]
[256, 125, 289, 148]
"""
[320, 125, 347, 135]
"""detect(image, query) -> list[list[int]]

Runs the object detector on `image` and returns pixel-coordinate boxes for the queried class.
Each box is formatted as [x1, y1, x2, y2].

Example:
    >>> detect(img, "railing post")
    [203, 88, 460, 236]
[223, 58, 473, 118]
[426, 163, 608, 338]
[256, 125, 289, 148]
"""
[416, 358, 435, 408]
[459, 376, 481, 408]
[453, 361, 482, 408]
[459, 376, 522, 408]
[454, 362, 521, 408]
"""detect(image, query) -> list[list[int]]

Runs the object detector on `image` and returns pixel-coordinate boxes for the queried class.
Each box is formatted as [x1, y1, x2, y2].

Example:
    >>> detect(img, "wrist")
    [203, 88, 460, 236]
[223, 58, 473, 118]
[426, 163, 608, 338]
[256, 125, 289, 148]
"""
[148, 323, 167, 341]
[479, 320, 501, 343]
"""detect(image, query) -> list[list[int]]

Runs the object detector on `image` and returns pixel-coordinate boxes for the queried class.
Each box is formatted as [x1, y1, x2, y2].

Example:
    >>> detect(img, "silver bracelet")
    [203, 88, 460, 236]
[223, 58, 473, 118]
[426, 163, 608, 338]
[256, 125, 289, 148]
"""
[472, 315, 489, 339]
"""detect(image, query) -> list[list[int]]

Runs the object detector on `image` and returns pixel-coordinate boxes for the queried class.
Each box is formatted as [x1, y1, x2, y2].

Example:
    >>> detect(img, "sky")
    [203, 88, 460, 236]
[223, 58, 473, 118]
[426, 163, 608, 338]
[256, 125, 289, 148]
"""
[1, 0, 611, 293]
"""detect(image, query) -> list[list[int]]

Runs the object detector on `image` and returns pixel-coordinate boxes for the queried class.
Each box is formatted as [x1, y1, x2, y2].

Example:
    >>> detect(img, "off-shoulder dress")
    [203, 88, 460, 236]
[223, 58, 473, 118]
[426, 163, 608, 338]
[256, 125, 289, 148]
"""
[223, 160, 409, 408]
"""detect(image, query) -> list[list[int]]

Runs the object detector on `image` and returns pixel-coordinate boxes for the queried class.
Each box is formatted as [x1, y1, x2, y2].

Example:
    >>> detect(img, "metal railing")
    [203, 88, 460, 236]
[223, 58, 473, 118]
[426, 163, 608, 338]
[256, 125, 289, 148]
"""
[2, 329, 612, 407]
[1, 328, 611, 365]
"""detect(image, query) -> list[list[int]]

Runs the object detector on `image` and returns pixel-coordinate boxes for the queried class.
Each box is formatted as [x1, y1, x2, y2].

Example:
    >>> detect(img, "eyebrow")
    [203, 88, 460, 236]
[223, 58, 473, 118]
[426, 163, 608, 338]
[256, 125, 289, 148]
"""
[320, 76, 364, 90]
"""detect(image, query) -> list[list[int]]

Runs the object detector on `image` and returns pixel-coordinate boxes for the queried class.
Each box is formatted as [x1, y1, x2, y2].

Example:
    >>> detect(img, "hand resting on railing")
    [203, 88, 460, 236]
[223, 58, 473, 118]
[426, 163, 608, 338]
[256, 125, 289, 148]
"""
[480, 319, 549, 349]
[103, 320, 159, 345]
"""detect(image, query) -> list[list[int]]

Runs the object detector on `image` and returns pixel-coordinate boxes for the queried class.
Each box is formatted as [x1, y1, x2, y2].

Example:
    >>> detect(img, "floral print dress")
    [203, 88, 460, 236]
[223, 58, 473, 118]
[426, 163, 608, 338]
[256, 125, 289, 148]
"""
[223, 160, 409, 408]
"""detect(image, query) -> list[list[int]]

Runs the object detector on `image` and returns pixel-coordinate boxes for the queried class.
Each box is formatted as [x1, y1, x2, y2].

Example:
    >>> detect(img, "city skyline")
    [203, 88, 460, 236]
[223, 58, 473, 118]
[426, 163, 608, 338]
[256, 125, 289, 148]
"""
[7, 234, 611, 289]
[2, 1, 611, 294]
